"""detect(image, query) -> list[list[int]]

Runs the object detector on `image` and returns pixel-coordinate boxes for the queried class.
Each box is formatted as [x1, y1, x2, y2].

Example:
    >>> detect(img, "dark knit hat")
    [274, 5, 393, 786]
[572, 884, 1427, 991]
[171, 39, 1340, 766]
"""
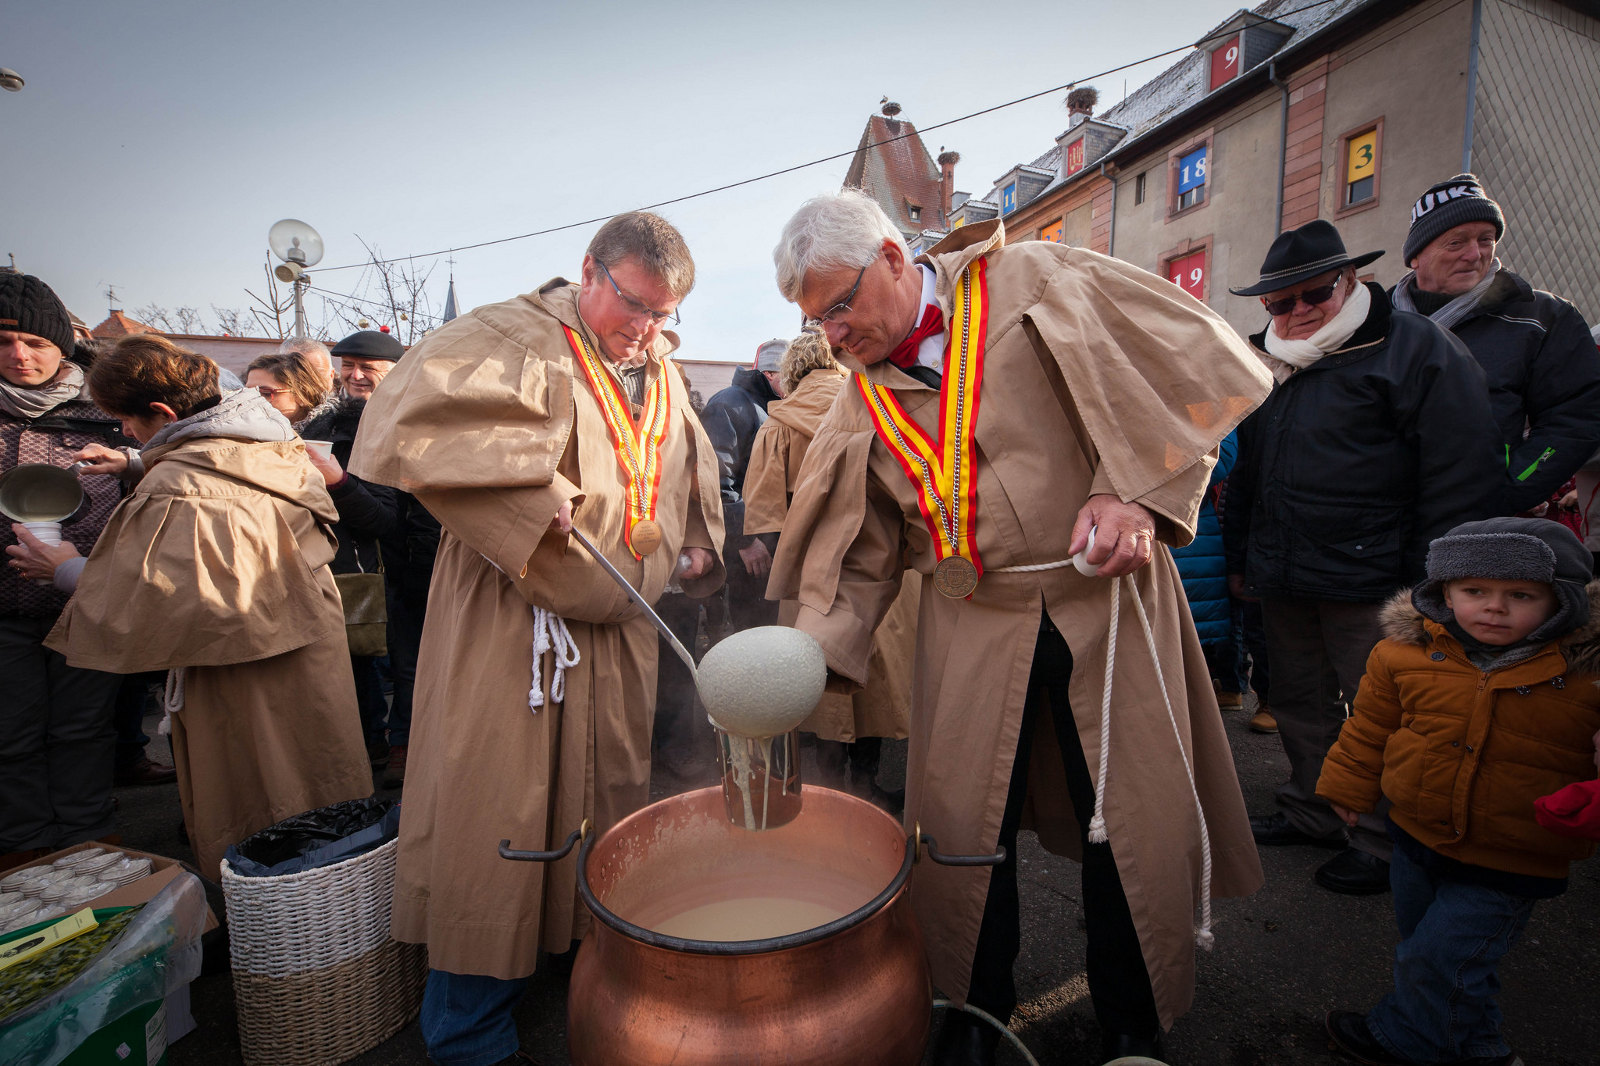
[0, 273, 76, 359]
[331, 330, 404, 362]
[1413, 517, 1593, 645]
[1402, 173, 1505, 266]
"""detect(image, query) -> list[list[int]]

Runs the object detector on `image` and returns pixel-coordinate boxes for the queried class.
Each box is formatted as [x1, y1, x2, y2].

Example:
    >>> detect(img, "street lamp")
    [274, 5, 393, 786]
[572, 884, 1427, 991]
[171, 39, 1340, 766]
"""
[267, 218, 324, 337]
[0, 68, 24, 92]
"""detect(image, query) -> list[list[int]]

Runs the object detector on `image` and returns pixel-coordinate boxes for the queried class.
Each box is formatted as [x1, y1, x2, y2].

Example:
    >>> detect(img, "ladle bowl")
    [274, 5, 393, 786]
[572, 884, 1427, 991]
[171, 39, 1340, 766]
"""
[0, 463, 86, 523]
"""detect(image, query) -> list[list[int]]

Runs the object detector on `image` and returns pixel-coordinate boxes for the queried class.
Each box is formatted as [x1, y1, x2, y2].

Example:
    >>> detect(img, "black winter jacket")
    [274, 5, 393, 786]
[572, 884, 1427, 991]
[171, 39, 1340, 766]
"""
[699, 366, 778, 552]
[1224, 284, 1503, 602]
[300, 396, 397, 575]
[1395, 270, 1600, 514]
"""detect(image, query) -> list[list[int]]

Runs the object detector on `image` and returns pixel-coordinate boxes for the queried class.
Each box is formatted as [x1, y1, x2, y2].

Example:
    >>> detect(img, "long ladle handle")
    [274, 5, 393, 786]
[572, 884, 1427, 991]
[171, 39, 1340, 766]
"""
[569, 526, 698, 678]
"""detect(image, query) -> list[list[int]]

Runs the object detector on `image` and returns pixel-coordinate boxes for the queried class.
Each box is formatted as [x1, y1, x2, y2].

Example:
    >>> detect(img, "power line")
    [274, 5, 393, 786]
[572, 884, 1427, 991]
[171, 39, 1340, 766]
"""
[314, 0, 1342, 274]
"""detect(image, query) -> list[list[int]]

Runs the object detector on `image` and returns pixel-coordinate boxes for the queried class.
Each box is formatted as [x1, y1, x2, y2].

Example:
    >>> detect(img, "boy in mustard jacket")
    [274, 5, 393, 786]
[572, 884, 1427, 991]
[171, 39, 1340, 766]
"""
[1316, 517, 1600, 1066]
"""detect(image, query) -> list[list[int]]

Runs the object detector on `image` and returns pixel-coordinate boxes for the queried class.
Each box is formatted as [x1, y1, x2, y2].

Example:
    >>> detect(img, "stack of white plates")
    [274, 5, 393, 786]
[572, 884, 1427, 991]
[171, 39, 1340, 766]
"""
[59, 882, 115, 910]
[75, 850, 122, 878]
[20, 871, 61, 899]
[51, 848, 103, 872]
[0, 865, 52, 895]
[105, 857, 152, 886]
[0, 895, 42, 934]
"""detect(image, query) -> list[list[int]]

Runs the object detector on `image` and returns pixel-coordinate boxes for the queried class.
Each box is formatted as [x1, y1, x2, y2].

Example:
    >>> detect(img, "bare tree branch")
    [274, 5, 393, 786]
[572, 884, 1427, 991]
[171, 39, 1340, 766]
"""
[134, 303, 177, 332]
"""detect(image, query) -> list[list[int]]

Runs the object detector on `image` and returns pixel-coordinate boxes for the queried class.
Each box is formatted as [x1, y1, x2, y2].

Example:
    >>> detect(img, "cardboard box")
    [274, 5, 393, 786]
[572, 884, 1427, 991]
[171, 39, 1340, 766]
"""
[0, 843, 210, 1061]
[25, 841, 218, 933]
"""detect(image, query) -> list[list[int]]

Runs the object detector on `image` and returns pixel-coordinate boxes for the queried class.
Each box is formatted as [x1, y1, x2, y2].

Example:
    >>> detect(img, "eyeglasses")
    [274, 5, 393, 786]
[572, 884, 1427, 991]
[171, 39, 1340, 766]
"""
[597, 259, 680, 326]
[254, 385, 290, 398]
[802, 262, 870, 330]
[1263, 281, 1341, 317]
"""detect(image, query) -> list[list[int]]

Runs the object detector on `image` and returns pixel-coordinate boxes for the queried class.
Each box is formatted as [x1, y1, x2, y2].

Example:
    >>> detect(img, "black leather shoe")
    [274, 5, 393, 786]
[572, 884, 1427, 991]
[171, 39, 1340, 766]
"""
[1101, 1029, 1166, 1062]
[1315, 848, 1392, 895]
[1250, 811, 1345, 848]
[932, 1010, 1001, 1066]
[1325, 1009, 1417, 1064]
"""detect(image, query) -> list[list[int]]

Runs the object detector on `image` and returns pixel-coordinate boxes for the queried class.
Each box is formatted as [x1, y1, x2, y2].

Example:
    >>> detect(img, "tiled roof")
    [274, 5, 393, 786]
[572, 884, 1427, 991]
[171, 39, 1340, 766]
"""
[968, 0, 1375, 220]
[843, 114, 948, 235]
[1100, 0, 1370, 141]
[90, 310, 160, 339]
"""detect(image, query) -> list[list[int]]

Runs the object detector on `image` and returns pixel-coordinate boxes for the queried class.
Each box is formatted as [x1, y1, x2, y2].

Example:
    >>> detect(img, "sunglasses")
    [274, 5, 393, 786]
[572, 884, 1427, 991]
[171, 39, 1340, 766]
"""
[1263, 282, 1340, 317]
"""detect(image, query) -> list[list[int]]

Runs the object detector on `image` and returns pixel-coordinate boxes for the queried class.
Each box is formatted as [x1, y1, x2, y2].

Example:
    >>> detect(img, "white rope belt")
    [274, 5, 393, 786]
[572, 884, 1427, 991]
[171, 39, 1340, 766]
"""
[990, 558, 1076, 574]
[157, 667, 185, 737]
[528, 606, 580, 712]
[991, 543, 1216, 949]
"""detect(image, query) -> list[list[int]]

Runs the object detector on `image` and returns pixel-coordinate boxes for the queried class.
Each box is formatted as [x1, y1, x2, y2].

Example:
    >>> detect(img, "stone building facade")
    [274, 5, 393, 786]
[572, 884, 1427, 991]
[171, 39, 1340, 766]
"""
[921, 0, 1599, 336]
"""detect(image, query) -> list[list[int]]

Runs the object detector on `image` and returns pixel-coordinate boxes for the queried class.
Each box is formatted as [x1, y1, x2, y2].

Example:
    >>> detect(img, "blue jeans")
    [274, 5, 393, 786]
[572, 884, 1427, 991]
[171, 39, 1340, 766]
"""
[420, 969, 529, 1066]
[1366, 844, 1535, 1063]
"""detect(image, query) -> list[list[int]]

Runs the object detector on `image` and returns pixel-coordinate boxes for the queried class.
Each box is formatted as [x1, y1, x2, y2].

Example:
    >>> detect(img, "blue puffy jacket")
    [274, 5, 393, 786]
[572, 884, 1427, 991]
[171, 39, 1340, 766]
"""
[1171, 431, 1236, 646]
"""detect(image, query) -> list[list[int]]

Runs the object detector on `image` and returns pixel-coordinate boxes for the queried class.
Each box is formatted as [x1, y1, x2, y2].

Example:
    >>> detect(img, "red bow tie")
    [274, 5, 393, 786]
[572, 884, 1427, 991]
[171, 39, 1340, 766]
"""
[887, 303, 945, 368]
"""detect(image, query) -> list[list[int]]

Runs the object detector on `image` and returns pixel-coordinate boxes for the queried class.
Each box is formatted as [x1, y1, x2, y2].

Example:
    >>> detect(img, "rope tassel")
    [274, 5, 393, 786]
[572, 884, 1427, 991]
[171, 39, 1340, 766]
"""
[528, 606, 580, 711]
[1091, 572, 1216, 951]
[158, 667, 185, 737]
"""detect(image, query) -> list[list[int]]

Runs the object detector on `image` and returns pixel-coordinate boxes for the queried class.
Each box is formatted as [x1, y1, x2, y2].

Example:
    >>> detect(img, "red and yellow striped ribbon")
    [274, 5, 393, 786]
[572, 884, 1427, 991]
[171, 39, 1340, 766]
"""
[563, 325, 671, 559]
[856, 257, 990, 573]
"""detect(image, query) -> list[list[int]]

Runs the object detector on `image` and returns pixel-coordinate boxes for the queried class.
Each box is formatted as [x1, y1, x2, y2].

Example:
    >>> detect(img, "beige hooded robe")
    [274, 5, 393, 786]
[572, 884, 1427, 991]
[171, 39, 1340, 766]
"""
[769, 221, 1272, 1027]
[745, 366, 918, 742]
[349, 279, 724, 978]
[47, 432, 372, 880]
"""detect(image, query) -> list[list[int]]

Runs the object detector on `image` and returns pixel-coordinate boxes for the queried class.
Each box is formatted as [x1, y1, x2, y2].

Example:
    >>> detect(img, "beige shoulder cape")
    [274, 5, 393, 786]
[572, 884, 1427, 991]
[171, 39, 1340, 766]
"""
[47, 437, 344, 671]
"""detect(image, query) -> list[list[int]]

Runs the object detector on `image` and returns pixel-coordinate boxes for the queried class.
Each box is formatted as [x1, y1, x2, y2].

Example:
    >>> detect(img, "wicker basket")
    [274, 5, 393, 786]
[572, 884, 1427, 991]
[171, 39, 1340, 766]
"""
[222, 836, 426, 1066]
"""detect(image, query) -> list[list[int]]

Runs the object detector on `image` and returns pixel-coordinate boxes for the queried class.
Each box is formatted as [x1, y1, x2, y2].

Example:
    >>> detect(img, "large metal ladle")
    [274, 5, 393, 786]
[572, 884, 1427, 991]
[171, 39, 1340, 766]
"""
[570, 527, 698, 677]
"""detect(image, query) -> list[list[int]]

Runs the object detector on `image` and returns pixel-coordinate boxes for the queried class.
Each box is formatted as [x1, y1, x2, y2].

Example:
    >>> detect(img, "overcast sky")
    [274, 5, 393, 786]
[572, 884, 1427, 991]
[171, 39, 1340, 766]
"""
[6, 0, 1248, 362]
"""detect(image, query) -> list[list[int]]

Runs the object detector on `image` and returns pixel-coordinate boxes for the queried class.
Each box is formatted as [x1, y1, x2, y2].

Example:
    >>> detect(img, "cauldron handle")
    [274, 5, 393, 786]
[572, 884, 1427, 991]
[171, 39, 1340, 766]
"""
[915, 826, 1006, 867]
[499, 819, 590, 863]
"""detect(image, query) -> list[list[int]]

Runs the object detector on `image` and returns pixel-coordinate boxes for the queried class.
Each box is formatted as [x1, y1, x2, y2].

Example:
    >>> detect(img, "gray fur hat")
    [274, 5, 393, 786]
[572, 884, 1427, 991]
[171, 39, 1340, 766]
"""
[1413, 517, 1592, 642]
[753, 339, 787, 373]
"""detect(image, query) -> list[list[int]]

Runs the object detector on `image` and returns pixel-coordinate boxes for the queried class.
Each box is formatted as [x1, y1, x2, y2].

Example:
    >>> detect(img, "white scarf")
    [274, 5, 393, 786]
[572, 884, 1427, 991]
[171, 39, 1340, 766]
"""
[1260, 281, 1372, 381]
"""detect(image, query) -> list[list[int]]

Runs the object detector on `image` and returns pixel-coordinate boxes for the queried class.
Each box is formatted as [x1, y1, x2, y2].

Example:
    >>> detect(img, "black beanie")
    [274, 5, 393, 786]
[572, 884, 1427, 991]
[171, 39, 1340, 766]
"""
[331, 330, 405, 362]
[0, 274, 76, 359]
[1413, 517, 1593, 645]
[1403, 173, 1505, 267]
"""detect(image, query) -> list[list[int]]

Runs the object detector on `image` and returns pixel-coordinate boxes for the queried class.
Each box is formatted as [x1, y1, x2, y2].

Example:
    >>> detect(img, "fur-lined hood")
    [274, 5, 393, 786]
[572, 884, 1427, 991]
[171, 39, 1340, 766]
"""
[1379, 582, 1600, 676]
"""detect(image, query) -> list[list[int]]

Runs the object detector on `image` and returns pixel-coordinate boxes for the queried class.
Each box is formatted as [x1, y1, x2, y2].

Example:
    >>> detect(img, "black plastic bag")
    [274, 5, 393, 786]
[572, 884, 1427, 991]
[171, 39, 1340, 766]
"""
[223, 797, 400, 877]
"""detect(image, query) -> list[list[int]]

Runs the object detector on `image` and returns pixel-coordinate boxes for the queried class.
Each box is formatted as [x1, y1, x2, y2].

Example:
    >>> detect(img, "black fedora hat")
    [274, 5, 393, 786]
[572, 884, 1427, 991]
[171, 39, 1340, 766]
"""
[1229, 219, 1384, 297]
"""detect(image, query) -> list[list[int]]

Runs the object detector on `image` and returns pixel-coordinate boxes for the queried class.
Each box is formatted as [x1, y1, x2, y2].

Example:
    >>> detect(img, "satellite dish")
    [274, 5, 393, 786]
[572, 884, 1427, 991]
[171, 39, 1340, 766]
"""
[0, 68, 23, 92]
[267, 219, 324, 268]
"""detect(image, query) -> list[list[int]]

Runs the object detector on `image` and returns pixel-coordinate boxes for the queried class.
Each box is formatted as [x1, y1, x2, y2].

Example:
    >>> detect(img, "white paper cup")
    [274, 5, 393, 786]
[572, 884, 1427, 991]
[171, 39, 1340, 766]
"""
[303, 439, 334, 461]
[21, 520, 62, 546]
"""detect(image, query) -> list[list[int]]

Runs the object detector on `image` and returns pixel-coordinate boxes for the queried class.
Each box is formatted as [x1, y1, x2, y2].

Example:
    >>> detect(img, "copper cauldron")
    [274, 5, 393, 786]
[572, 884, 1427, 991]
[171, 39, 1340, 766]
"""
[500, 785, 1002, 1066]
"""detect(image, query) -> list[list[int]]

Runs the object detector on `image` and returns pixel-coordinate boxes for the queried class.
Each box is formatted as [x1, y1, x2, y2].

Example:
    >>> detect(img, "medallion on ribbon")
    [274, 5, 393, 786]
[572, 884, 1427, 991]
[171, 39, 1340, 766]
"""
[563, 324, 671, 558]
[856, 257, 989, 598]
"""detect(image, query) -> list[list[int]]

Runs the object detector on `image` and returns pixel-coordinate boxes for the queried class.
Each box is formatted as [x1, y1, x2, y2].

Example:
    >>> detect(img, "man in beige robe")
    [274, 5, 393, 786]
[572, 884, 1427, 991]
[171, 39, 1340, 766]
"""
[768, 190, 1270, 1065]
[349, 212, 723, 1066]
[744, 330, 918, 804]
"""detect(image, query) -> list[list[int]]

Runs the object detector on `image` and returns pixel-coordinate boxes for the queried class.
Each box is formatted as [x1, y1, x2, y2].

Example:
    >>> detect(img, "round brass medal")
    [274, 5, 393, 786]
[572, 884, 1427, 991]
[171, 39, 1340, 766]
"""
[630, 519, 663, 556]
[933, 555, 979, 599]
